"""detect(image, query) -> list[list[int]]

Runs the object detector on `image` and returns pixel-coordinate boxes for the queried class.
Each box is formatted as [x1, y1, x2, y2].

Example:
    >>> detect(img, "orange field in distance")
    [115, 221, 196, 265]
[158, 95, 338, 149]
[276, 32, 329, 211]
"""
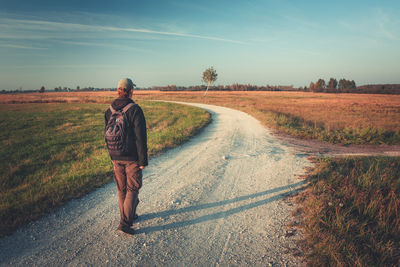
[2, 90, 400, 132]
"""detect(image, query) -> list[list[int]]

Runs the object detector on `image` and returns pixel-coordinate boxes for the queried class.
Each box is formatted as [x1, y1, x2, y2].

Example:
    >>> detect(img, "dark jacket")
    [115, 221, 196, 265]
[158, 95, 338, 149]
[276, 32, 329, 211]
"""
[105, 97, 148, 166]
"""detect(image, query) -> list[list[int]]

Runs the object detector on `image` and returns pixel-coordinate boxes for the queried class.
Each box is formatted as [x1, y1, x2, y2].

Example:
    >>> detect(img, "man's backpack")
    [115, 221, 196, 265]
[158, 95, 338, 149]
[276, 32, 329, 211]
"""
[105, 103, 135, 156]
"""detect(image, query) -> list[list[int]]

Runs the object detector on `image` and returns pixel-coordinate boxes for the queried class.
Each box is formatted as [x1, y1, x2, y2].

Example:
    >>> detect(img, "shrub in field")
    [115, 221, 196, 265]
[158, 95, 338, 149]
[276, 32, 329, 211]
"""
[296, 157, 400, 266]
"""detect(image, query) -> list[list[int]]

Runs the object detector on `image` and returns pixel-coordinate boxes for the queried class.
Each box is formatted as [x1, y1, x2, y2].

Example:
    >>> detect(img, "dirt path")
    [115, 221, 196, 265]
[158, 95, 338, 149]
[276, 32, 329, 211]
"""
[0, 103, 313, 266]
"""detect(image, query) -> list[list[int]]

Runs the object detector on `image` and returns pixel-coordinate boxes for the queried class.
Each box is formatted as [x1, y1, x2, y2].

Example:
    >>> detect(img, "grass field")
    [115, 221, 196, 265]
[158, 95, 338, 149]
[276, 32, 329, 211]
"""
[5, 90, 398, 144]
[0, 101, 210, 237]
[295, 157, 400, 266]
[134, 91, 400, 145]
[2, 91, 399, 264]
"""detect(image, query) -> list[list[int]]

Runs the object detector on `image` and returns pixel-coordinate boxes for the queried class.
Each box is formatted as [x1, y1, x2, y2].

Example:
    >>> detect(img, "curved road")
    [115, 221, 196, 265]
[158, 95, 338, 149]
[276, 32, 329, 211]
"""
[0, 103, 311, 266]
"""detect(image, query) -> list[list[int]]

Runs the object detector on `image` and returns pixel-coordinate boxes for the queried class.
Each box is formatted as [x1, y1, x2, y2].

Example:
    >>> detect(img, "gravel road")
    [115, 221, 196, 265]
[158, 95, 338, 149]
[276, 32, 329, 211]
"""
[0, 102, 312, 266]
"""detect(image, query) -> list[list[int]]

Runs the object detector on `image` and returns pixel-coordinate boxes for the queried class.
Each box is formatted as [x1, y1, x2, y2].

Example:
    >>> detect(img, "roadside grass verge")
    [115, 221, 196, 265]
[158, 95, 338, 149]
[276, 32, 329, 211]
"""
[295, 156, 400, 266]
[264, 111, 400, 145]
[145, 101, 211, 154]
[0, 101, 210, 237]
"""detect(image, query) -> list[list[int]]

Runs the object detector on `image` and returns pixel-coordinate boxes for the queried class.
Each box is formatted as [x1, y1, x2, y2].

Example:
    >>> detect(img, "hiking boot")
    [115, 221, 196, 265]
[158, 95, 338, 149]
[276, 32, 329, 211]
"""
[117, 225, 135, 235]
[129, 214, 139, 226]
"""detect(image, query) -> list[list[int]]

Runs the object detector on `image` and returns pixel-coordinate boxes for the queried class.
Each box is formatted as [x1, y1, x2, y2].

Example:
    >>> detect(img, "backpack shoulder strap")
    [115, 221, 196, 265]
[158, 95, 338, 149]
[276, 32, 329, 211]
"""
[122, 103, 135, 113]
[109, 105, 117, 114]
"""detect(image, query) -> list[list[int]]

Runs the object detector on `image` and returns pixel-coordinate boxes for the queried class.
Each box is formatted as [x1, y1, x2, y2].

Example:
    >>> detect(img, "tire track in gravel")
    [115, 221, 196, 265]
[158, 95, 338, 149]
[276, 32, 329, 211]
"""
[0, 102, 312, 266]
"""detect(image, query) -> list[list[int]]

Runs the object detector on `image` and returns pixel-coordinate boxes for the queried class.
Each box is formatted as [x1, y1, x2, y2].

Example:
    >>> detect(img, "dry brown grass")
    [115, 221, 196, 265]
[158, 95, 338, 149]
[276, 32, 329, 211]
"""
[0, 91, 114, 104]
[135, 91, 400, 132]
[295, 157, 400, 266]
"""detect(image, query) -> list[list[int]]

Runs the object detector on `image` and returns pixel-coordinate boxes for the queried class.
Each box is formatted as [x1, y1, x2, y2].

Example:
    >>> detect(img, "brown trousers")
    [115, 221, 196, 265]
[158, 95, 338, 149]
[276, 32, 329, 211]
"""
[112, 160, 142, 227]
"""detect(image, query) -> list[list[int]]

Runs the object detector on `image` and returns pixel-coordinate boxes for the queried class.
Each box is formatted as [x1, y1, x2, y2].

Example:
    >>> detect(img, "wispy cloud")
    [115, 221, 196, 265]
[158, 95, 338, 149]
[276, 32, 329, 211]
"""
[0, 18, 246, 44]
[59, 40, 152, 52]
[2, 64, 120, 69]
[0, 42, 46, 49]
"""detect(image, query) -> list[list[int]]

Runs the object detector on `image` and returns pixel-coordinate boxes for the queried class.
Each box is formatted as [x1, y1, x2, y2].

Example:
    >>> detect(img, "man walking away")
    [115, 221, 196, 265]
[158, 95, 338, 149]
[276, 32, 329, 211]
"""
[105, 78, 148, 235]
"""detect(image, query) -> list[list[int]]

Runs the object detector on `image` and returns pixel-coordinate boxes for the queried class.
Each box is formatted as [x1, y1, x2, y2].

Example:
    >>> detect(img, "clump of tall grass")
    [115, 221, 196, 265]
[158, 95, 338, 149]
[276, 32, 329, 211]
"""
[295, 157, 400, 266]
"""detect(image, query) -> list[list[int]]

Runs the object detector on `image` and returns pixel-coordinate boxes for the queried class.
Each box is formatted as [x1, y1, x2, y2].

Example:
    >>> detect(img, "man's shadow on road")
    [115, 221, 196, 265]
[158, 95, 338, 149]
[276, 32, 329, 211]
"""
[135, 181, 306, 235]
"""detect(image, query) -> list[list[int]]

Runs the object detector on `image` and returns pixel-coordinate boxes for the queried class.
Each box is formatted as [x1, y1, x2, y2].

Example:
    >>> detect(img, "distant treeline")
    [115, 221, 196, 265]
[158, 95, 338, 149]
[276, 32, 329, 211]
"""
[145, 84, 295, 91]
[2, 82, 400, 94]
[145, 82, 400, 94]
[300, 78, 357, 93]
[353, 84, 400, 94]
[301, 78, 400, 94]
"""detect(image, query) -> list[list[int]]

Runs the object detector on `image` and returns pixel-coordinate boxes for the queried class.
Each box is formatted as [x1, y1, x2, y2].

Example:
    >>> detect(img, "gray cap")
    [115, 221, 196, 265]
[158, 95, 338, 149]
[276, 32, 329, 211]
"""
[117, 78, 136, 90]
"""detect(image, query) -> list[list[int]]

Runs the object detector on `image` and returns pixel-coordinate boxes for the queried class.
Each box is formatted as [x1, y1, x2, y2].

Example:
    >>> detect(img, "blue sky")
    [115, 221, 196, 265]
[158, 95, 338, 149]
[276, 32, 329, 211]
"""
[1, 0, 399, 90]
